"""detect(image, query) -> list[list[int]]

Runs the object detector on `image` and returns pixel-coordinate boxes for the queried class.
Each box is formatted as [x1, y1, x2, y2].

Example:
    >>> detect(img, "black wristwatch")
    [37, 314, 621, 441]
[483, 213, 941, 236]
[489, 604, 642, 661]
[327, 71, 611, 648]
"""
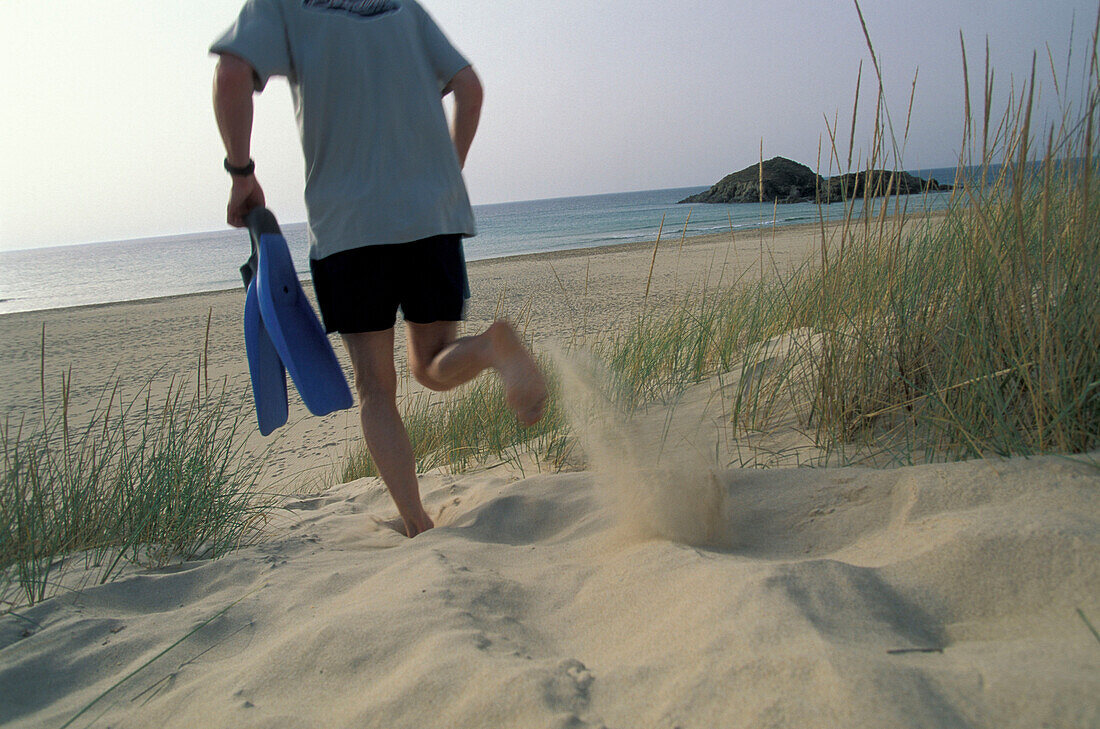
[224, 158, 256, 177]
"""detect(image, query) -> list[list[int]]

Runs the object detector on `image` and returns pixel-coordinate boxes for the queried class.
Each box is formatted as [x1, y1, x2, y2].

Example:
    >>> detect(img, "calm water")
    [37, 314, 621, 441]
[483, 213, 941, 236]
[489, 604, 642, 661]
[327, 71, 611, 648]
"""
[0, 170, 961, 315]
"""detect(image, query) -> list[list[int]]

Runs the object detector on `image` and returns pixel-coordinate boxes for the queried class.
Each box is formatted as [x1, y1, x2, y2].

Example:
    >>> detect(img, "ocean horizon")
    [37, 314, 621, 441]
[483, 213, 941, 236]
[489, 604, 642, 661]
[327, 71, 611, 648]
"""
[0, 170, 961, 315]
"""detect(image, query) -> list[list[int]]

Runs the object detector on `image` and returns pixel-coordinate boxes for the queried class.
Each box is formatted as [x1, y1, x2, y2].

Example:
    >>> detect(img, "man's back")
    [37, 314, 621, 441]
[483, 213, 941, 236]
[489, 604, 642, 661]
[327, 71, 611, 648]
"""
[212, 0, 476, 258]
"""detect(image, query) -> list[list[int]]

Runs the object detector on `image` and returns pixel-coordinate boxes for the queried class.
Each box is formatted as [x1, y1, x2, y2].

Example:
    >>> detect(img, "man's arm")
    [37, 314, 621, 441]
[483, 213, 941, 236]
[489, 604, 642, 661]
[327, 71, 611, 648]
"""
[444, 66, 483, 170]
[213, 53, 265, 227]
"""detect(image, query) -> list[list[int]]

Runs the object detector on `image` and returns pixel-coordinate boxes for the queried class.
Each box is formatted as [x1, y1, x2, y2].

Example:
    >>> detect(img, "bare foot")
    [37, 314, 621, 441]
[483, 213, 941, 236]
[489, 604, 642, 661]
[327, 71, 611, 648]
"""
[488, 321, 548, 426]
[404, 511, 435, 538]
[376, 510, 434, 538]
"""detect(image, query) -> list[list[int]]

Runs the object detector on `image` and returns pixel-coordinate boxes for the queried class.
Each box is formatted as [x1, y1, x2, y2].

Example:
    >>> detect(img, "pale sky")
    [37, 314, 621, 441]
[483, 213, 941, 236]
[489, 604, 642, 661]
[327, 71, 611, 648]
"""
[1, 0, 1095, 251]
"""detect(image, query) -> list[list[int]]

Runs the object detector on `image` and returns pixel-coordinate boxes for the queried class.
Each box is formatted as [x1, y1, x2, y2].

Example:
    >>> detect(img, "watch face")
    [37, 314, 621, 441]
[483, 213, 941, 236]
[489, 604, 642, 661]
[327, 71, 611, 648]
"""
[302, 0, 399, 19]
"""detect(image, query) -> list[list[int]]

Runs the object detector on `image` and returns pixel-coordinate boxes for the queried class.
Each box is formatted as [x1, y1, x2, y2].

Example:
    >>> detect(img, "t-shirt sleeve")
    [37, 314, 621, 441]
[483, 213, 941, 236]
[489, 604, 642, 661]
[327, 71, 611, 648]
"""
[210, 0, 292, 92]
[410, 1, 470, 90]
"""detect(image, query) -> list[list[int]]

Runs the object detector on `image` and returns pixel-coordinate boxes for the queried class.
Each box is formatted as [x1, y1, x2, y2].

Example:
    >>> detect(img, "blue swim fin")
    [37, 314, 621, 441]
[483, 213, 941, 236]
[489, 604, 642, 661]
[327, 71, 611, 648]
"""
[246, 208, 354, 419]
[241, 212, 289, 435]
[243, 279, 289, 435]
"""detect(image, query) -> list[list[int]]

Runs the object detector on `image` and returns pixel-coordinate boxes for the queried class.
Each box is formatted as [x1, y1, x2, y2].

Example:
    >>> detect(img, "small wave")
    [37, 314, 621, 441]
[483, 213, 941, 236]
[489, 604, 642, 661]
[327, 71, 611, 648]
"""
[694, 221, 780, 232]
[589, 233, 649, 243]
[697, 223, 758, 232]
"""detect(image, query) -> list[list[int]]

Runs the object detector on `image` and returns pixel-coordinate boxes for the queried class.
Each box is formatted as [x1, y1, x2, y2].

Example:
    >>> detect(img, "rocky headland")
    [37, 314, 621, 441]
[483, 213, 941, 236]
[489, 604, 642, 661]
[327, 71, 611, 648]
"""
[679, 156, 952, 204]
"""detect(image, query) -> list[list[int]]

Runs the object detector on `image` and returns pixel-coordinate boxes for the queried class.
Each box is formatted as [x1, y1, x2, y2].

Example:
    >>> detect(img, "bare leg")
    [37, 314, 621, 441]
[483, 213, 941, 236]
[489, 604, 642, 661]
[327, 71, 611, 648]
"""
[407, 320, 548, 426]
[342, 330, 433, 537]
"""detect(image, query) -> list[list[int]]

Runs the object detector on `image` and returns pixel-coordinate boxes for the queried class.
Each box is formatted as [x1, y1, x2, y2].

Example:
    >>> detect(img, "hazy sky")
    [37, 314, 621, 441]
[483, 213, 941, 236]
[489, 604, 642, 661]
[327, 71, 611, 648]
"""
[1, 0, 1095, 251]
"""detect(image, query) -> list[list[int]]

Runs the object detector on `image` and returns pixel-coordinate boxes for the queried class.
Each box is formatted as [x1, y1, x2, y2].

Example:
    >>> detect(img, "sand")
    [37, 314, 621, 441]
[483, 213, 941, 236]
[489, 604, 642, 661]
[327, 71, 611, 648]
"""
[1, 220, 1098, 728]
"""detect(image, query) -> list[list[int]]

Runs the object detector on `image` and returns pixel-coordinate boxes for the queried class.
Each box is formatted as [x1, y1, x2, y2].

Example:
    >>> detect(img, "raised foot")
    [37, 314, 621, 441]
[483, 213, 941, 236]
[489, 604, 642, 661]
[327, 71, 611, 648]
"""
[488, 321, 548, 427]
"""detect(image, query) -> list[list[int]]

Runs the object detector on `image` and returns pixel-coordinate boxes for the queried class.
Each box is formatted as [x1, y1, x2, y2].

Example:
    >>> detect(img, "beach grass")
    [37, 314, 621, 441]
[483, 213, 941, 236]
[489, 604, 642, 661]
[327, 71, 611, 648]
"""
[599, 5, 1100, 465]
[602, 146, 1098, 465]
[1, 319, 275, 610]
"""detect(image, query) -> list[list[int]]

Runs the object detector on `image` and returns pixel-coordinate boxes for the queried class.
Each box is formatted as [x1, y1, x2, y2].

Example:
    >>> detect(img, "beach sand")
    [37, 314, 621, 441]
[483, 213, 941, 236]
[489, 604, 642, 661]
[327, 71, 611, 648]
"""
[1, 220, 1098, 728]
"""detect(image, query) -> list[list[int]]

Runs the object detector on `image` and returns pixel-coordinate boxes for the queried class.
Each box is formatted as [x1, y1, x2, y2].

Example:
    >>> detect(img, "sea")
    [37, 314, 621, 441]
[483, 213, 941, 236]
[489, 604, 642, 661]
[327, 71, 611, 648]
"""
[0, 167, 964, 315]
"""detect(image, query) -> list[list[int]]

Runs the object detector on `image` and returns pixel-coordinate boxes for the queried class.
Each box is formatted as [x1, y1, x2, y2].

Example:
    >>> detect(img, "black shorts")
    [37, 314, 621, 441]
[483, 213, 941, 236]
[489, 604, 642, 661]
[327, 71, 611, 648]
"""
[309, 234, 470, 334]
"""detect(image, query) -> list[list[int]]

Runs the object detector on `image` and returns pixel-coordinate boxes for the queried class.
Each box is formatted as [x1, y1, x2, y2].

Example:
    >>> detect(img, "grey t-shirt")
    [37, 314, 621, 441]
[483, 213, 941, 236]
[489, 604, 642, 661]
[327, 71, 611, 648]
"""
[211, 0, 477, 259]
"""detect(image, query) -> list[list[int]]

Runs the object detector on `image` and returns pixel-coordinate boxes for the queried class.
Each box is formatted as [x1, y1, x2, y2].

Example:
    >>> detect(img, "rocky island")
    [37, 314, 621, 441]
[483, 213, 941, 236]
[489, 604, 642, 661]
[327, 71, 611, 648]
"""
[679, 156, 952, 204]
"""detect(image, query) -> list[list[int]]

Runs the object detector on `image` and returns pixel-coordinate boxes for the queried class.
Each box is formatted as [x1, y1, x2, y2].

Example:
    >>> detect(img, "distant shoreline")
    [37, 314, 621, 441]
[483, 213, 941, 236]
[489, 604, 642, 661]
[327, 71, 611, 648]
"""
[0, 218, 819, 319]
[0, 211, 948, 320]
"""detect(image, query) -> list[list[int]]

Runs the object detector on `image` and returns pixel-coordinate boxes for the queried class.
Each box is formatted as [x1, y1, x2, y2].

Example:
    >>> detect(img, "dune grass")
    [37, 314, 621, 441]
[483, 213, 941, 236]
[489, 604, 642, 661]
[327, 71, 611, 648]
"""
[601, 148, 1098, 465]
[1, 321, 274, 611]
[599, 7, 1100, 465]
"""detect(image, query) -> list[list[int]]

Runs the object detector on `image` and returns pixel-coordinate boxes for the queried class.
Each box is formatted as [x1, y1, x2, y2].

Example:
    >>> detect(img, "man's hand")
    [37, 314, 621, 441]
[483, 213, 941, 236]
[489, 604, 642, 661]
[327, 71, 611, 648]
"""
[228, 175, 265, 228]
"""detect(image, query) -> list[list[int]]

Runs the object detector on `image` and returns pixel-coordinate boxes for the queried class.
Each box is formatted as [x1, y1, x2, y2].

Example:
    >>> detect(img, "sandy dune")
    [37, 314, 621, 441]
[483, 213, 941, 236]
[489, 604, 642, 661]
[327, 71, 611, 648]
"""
[2, 448, 1097, 728]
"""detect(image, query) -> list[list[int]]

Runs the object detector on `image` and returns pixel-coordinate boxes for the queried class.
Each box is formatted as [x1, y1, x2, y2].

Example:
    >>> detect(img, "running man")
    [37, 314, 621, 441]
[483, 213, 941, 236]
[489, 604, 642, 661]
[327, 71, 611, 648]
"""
[211, 0, 547, 537]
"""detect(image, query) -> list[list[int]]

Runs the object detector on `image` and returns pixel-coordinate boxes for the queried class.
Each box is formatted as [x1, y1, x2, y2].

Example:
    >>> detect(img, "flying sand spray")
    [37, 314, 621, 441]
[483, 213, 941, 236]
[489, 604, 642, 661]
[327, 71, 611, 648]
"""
[550, 348, 729, 547]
